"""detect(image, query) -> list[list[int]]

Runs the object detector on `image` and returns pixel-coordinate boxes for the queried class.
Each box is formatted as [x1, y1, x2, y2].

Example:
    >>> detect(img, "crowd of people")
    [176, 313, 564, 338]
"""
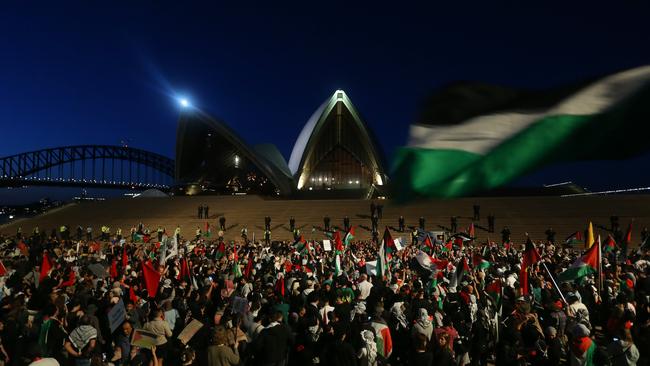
[0, 208, 648, 366]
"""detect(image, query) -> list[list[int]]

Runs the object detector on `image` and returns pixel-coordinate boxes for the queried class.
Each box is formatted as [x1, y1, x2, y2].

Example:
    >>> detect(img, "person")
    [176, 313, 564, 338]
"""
[38, 304, 66, 363]
[323, 215, 331, 232]
[114, 321, 134, 366]
[143, 309, 172, 366]
[357, 274, 373, 300]
[76, 225, 82, 240]
[370, 201, 376, 217]
[545, 227, 556, 243]
[398, 215, 405, 232]
[411, 228, 419, 246]
[432, 332, 454, 366]
[607, 328, 640, 366]
[207, 326, 240, 366]
[450, 216, 457, 233]
[641, 227, 649, 245]
[240, 225, 248, 240]
[220, 216, 226, 231]
[264, 216, 271, 231]
[473, 204, 480, 221]
[198, 205, 203, 219]
[204, 205, 210, 219]
[545, 326, 563, 366]
[409, 333, 433, 366]
[16, 226, 22, 240]
[289, 216, 295, 232]
[343, 216, 350, 232]
[371, 214, 379, 234]
[487, 214, 495, 233]
[501, 227, 511, 243]
[26, 345, 59, 366]
[419, 216, 426, 231]
[358, 330, 378, 366]
[251, 311, 293, 366]
[264, 229, 271, 245]
[175, 225, 181, 242]
[157, 226, 164, 241]
[377, 204, 383, 219]
[611, 215, 620, 231]
[196, 226, 202, 240]
[64, 315, 97, 366]
[86, 226, 92, 240]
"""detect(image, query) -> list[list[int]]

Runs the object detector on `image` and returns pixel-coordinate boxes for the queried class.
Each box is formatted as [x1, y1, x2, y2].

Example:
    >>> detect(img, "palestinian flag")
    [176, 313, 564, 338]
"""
[244, 253, 254, 279]
[415, 250, 448, 272]
[134, 233, 144, 243]
[392, 66, 650, 199]
[57, 269, 76, 288]
[455, 257, 470, 284]
[485, 279, 502, 306]
[293, 236, 309, 254]
[565, 231, 584, 246]
[520, 238, 541, 295]
[334, 231, 344, 253]
[377, 236, 389, 279]
[232, 246, 242, 278]
[382, 227, 397, 259]
[142, 260, 161, 298]
[177, 257, 191, 282]
[17, 241, 29, 256]
[122, 246, 129, 269]
[204, 222, 211, 237]
[573, 336, 597, 366]
[585, 221, 595, 249]
[422, 235, 434, 252]
[624, 222, 633, 246]
[344, 227, 355, 246]
[472, 252, 491, 270]
[558, 238, 600, 282]
[467, 222, 475, 239]
[216, 241, 226, 259]
[370, 321, 393, 359]
[0, 260, 6, 276]
[442, 238, 453, 252]
[334, 254, 342, 277]
[604, 235, 617, 252]
[110, 259, 118, 279]
[39, 253, 52, 281]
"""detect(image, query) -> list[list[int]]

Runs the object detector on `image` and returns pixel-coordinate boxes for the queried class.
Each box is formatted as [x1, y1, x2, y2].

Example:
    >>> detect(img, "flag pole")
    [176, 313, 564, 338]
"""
[542, 261, 567, 304]
[598, 235, 603, 297]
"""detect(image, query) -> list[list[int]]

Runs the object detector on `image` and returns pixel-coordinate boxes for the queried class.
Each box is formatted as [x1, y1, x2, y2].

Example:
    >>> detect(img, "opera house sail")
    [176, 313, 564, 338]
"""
[289, 90, 387, 197]
[175, 111, 293, 196]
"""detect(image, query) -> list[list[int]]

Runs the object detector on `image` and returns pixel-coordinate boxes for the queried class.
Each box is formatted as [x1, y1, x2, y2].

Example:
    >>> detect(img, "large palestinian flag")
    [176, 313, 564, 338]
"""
[557, 238, 600, 282]
[393, 66, 650, 198]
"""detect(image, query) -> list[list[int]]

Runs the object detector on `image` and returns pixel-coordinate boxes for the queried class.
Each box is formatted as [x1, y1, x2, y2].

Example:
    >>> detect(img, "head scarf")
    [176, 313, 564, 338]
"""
[390, 302, 408, 330]
[361, 330, 377, 365]
[417, 308, 432, 329]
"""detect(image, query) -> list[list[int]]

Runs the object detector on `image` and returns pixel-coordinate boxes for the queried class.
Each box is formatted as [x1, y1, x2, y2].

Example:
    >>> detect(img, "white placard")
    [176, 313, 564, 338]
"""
[323, 240, 332, 251]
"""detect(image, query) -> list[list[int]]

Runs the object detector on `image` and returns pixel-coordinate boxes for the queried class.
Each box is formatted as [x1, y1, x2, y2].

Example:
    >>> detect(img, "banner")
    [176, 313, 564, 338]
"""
[108, 300, 126, 333]
[323, 240, 332, 251]
[131, 329, 162, 348]
[177, 319, 204, 345]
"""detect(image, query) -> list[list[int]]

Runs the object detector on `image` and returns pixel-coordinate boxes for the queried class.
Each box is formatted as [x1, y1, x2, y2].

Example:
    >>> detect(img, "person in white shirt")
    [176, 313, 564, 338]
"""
[357, 274, 373, 300]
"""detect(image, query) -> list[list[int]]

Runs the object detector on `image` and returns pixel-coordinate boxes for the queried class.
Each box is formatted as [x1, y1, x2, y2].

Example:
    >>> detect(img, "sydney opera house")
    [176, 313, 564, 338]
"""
[174, 90, 388, 198]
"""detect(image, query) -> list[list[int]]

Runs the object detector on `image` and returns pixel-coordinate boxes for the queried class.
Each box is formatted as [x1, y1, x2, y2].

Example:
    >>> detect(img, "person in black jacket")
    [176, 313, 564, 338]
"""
[320, 323, 357, 366]
[252, 311, 294, 366]
[289, 216, 296, 232]
[219, 216, 226, 231]
[410, 333, 434, 366]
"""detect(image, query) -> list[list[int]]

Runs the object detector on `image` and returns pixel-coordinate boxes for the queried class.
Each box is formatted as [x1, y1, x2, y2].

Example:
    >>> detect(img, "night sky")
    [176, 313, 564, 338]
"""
[2, 2, 650, 197]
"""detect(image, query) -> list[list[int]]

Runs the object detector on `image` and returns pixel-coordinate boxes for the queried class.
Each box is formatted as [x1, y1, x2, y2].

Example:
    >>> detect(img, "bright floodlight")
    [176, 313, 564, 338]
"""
[179, 98, 190, 108]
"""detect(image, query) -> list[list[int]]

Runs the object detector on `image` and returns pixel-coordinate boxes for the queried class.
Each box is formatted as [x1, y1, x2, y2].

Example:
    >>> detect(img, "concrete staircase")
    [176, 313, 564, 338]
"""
[2, 195, 649, 245]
